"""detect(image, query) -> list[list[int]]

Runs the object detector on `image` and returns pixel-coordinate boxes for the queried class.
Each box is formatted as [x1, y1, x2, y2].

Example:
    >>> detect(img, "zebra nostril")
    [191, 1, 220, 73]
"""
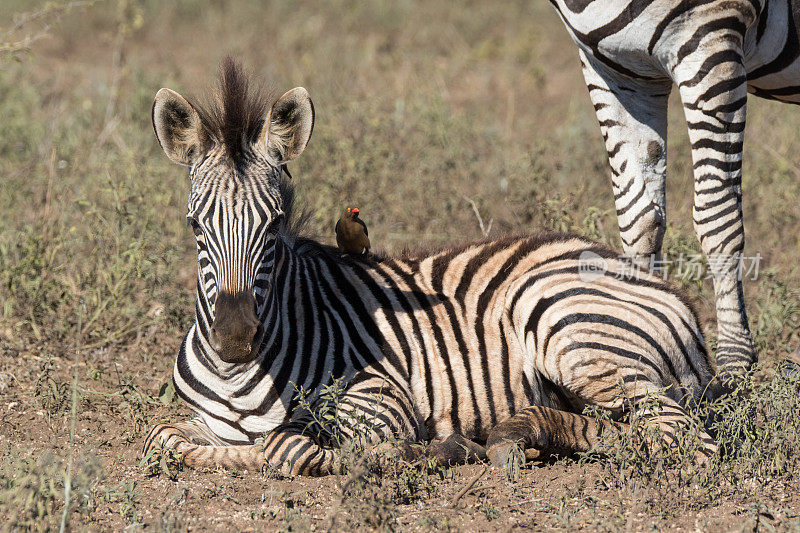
[209, 327, 222, 350]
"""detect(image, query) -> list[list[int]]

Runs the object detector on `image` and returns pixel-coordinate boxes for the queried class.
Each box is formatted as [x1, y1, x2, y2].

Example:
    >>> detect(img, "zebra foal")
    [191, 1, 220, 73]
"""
[550, 0, 800, 378]
[144, 58, 720, 476]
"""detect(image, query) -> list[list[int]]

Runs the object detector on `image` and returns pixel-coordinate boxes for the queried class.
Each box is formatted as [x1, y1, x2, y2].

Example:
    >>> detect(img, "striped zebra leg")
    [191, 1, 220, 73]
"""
[579, 50, 672, 269]
[423, 433, 487, 466]
[143, 416, 227, 454]
[143, 417, 276, 472]
[627, 394, 718, 463]
[674, 46, 755, 378]
[371, 432, 487, 469]
[484, 397, 716, 468]
[142, 371, 420, 476]
[485, 405, 621, 466]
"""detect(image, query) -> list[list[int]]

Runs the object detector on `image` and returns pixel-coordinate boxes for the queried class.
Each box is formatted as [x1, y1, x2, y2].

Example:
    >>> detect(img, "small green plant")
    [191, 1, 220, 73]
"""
[391, 456, 443, 504]
[577, 365, 800, 516]
[140, 440, 183, 481]
[103, 480, 141, 524]
[32, 355, 72, 416]
[752, 269, 800, 358]
[500, 438, 525, 483]
[293, 376, 389, 472]
[479, 497, 500, 520]
[0, 452, 62, 532]
[710, 362, 800, 487]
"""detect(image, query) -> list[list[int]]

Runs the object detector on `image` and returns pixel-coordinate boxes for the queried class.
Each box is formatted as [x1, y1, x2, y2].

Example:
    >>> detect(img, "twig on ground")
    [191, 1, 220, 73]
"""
[449, 465, 487, 508]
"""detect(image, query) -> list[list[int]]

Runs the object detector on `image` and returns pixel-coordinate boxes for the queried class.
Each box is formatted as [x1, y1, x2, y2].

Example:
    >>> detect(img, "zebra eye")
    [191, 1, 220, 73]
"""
[187, 217, 204, 238]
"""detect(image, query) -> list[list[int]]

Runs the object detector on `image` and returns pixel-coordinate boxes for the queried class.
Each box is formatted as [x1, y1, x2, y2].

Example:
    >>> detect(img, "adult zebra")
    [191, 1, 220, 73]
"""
[144, 58, 719, 476]
[550, 0, 799, 378]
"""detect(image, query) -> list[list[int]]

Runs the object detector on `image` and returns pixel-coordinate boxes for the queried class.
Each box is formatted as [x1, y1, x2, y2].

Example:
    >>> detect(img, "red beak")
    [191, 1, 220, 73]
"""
[352, 208, 359, 215]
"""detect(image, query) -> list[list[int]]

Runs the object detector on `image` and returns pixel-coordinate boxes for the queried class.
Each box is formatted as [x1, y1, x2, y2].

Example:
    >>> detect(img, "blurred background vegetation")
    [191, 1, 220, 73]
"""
[1, 1, 800, 528]
[1, 0, 798, 359]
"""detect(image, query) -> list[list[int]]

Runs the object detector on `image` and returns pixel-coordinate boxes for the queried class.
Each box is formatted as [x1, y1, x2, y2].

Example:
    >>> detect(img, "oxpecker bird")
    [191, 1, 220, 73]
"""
[335, 206, 370, 255]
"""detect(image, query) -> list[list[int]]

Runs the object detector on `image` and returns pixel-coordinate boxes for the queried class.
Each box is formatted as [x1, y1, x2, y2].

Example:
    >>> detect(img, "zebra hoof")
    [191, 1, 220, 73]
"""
[486, 439, 532, 469]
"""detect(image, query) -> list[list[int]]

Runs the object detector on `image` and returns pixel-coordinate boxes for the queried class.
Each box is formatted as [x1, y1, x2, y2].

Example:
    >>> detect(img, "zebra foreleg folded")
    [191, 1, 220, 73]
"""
[143, 419, 337, 475]
[142, 372, 421, 476]
[143, 417, 279, 472]
[143, 416, 226, 450]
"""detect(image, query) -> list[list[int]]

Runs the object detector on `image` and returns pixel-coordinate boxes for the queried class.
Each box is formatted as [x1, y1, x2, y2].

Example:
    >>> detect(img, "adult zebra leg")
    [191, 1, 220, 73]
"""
[143, 416, 227, 451]
[626, 394, 718, 463]
[579, 50, 672, 269]
[423, 433, 487, 466]
[675, 51, 755, 378]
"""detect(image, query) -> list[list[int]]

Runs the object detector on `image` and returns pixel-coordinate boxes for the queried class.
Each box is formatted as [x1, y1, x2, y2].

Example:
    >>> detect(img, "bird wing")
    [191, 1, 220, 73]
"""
[335, 219, 344, 249]
[355, 218, 368, 236]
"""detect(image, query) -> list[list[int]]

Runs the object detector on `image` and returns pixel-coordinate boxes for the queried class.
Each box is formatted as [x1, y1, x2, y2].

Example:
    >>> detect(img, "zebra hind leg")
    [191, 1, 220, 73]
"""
[423, 433, 486, 466]
[675, 44, 755, 379]
[626, 393, 718, 464]
[485, 397, 717, 469]
[485, 405, 621, 468]
[579, 49, 671, 269]
[370, 433, 486, 470]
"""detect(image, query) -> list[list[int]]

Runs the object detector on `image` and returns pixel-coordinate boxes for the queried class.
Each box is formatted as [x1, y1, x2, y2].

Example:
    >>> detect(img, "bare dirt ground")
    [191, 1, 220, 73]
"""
[3, 340, 796, 531]
[3, 1, 800, 531]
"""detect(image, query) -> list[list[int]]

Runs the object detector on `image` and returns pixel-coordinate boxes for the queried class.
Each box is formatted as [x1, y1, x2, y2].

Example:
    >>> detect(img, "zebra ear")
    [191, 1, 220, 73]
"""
[261, 87, 314, 165]
[152, 88, 207, 167]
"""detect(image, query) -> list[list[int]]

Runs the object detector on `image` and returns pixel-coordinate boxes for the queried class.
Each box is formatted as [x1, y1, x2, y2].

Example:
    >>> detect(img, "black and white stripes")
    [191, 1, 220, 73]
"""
[143, 59, 720, 476]
[551, 0, 800, 376]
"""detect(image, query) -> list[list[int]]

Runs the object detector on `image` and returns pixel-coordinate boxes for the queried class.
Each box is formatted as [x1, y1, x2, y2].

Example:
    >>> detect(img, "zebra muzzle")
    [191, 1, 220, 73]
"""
[209, 290, 263, 363]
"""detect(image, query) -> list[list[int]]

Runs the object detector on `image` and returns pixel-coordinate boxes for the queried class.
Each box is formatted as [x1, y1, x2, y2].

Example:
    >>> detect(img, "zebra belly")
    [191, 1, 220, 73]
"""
[552, 0, 678, 80]
[741, 0, 800, 102]
[746, 50, 800, 103]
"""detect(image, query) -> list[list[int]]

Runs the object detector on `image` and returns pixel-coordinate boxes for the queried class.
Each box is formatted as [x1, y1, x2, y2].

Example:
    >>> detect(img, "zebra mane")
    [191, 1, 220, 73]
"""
[275, 174, 313, 244]
[192, 55, 272, 166]
[188, 57, 310, 242]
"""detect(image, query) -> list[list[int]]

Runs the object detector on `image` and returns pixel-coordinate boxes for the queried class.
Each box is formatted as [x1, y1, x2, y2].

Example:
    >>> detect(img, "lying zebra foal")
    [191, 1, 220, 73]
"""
[144, 58, 719, 476]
